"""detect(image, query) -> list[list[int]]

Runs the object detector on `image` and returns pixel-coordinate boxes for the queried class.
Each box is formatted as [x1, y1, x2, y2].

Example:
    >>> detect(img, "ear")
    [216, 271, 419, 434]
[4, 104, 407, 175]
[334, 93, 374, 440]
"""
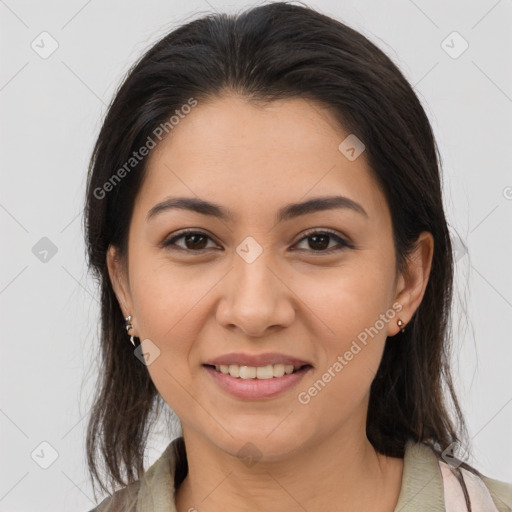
[389, 231, 434, 336]
[106, 244, 133, 320]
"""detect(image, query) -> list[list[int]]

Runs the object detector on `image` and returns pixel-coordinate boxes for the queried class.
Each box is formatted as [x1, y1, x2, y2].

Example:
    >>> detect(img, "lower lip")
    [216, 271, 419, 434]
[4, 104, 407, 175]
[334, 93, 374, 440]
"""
[203, 365, 312, 400]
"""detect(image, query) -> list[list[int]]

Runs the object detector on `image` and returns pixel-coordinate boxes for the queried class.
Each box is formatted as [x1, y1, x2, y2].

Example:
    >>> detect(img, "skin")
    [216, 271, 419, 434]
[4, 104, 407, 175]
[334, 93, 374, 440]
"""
[107, 94, 434, 512]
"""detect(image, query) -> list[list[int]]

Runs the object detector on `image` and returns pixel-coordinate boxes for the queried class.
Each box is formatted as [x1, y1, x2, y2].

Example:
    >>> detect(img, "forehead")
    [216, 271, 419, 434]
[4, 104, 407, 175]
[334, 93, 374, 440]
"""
[135, 94, 388, 223]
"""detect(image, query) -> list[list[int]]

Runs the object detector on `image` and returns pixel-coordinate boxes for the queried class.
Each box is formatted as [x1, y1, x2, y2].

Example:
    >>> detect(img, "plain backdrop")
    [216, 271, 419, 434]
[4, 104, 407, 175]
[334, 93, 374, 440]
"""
[1, 0, 511, 510]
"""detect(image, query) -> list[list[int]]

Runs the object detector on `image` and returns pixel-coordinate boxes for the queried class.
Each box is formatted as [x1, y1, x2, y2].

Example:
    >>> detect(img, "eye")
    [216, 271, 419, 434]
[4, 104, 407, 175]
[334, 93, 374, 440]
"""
[293, 229, 353, 254]
[162, 229, 219, 252]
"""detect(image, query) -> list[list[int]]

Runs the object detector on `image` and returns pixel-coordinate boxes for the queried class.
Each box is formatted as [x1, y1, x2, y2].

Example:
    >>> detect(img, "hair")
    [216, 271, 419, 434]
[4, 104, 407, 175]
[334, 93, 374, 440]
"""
[83, 1, 478, 509]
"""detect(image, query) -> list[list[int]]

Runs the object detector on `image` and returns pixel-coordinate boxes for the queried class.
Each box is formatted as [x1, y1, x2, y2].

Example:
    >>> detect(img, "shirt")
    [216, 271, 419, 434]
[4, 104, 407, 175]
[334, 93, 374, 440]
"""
[89, 437, 512, 512]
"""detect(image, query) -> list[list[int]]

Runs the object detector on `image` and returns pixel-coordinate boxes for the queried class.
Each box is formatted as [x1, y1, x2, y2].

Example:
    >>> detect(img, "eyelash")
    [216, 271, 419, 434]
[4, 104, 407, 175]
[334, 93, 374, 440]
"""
[162, 228, 354, 254]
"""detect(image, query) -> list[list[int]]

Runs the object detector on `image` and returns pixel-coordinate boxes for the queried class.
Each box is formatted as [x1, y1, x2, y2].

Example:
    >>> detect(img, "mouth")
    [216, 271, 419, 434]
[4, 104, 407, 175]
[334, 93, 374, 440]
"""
[203, 363, 313, 379]
[202, 361, 313, 400]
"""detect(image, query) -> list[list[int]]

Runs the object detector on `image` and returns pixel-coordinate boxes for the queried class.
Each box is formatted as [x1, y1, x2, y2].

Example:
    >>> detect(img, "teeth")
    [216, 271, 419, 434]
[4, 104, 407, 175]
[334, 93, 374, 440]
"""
[213, 363, 300, 379]
[240, 366, 257, 379]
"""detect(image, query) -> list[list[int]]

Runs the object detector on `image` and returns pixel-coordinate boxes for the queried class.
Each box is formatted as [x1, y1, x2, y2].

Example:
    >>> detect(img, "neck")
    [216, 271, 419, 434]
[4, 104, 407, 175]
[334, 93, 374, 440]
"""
[175, 427, 403, 512]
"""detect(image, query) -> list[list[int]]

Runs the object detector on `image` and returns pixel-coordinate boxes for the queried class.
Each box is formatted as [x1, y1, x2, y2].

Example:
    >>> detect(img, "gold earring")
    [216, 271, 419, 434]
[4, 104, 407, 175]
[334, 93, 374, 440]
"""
[397, 318, 406, 333]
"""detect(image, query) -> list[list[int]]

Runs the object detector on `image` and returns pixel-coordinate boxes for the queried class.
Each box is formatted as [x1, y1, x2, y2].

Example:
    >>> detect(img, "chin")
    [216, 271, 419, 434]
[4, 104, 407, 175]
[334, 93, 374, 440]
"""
[210, 422, 310, 463]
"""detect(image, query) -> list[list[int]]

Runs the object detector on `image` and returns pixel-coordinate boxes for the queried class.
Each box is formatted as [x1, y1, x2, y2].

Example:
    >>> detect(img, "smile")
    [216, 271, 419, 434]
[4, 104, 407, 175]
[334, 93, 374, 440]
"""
[206, 363, 311, 379]
[203, 364, 313, 399]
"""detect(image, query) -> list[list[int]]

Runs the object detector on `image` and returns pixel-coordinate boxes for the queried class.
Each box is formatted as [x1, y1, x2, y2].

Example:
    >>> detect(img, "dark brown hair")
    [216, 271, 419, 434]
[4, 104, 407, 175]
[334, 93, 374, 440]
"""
[83, 1, 477, 508]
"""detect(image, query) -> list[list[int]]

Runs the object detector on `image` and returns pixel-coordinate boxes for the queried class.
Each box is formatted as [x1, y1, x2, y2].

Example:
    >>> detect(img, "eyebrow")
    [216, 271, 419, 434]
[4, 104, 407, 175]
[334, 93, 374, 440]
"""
[146, 195, 368, 224]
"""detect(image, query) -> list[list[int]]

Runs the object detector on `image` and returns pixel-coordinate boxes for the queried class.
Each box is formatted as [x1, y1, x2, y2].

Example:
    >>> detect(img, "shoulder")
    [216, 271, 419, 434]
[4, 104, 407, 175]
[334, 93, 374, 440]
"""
[87, 480, 141, 512]
[480, 475, 512, 512]
[398, 440, 512, 511]
[86, 437, 183, 512]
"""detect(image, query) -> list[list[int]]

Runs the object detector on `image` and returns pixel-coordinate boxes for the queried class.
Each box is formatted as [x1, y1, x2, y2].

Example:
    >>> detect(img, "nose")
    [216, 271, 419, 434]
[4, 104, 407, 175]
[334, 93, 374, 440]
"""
[216, 252, 296, 338]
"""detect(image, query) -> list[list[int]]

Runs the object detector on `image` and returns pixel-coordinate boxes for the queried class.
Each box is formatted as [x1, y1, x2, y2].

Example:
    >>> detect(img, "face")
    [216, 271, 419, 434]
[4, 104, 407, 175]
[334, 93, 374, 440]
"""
[108, 94, 432, 460]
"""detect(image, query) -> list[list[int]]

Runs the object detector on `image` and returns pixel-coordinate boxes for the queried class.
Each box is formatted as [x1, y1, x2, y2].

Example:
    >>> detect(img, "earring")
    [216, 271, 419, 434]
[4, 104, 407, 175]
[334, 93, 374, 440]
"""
[397, 318, 406, 333]
[124, 315, 137, 346]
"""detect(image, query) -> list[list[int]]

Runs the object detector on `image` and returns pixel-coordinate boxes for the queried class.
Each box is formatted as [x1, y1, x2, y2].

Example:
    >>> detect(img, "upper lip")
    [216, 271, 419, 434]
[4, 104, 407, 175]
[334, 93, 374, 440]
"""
[203, 352, 312, 368]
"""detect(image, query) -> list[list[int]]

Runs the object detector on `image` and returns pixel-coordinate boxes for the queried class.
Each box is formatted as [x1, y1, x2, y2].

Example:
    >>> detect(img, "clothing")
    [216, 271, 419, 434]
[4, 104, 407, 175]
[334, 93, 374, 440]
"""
[89, 437, 512, 512]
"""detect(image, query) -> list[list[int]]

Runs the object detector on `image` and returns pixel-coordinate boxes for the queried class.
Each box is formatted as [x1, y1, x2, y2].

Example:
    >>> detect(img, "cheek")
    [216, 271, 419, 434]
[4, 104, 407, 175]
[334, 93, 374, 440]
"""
[291, 255, 395, 406]
[293, 253, 395, 347]
[294, 289, 389, 427]
[127, 254, 216, 397]
[129, 248, 209, 343]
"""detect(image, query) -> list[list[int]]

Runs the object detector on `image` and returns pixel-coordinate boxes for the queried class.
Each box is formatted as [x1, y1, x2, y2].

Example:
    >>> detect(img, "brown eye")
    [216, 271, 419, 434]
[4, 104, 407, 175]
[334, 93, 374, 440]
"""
[293, 230, 353, 253]
[163, 230, 218, 252]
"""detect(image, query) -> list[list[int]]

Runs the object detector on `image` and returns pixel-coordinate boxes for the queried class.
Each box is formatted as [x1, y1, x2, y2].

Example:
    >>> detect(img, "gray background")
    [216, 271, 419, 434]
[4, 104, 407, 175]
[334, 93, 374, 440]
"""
[1, 0, 511, 510]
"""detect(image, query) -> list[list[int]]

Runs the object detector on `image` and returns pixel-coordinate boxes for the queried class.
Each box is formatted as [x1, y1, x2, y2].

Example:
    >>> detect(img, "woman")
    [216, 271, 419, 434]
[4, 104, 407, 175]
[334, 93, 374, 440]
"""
[83, 2, 512, 511]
